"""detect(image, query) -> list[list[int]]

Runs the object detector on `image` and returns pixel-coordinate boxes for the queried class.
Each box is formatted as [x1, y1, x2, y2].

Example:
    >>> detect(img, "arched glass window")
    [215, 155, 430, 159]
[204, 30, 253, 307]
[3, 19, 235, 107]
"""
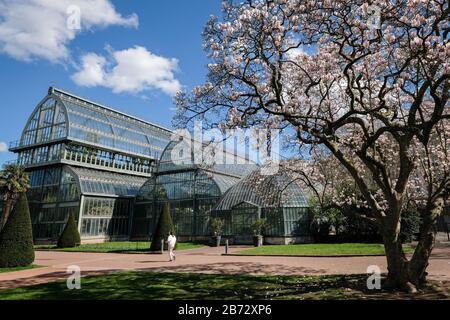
[21, 98, 68, 146]
[28, 166, 81, 240]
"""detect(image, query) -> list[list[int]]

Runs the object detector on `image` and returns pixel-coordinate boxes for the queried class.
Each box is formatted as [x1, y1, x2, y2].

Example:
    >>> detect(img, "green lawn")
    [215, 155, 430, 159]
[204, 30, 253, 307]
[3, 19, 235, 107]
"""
[235, 243, 414, 256]
[0, 265, 42, 274]
[35, 242, 206, 253]
[0, 271, 446, 300]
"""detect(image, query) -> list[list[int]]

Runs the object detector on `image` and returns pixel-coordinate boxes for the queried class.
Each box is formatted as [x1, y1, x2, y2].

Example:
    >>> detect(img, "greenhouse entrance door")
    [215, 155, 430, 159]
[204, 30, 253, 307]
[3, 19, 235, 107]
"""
[231, 202, 259, 244]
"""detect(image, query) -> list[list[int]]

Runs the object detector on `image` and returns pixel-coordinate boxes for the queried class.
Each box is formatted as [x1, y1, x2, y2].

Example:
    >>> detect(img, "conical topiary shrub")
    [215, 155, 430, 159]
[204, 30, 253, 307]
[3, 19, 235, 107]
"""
[57, 213, 81, 248]
[0, 193, 35, 268]
[150, 202, 175, 252]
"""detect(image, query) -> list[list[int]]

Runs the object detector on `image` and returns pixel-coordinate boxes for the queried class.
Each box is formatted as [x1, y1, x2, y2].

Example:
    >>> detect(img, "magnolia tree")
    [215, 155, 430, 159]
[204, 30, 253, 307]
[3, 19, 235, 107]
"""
[284, 146, 434, 242]
[282, 150, 350, 211]
[175, 0, 449, 291]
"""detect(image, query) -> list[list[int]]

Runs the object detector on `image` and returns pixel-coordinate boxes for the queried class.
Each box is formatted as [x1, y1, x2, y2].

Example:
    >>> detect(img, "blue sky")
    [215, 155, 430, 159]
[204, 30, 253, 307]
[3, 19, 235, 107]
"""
[0, 0, 222, 165]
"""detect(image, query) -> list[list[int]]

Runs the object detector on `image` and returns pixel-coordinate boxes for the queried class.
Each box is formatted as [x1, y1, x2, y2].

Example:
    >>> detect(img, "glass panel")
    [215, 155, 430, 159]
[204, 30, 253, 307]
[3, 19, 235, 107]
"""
[27, 166, 81, 239]
[70, 167, 147, 197]
[133, 168, 224, 238]
[81, 197, 131, 237]
[20, 98, 68, 147]
[231, 202, 258, 236]
[31, 206, 79, 239]
[282, 208, 312, 236]
[62, 98, 171, 158]
[262, 208, 284, 236]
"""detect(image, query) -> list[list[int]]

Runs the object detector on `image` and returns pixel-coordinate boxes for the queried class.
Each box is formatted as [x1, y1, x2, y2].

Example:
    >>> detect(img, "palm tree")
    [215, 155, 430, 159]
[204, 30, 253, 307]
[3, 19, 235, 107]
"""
[0, 164, 30, 229]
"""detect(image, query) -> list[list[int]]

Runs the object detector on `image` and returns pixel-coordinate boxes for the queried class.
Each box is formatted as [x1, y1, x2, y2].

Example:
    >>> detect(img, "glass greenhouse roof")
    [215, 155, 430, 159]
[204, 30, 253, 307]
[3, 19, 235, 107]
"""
[136, 168, 242, 202]
[158, 139, 257, 178]
[52, 87, 172, 159]
[68, 166, 147, 197]
[207, 173, 241, 193]
[213, 168, 309, 210]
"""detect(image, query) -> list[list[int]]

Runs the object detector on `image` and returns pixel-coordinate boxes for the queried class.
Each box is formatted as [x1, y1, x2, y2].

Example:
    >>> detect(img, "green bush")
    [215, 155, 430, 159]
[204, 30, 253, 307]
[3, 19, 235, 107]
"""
[251, 218, 267, 236]
[209, 217, 224, 236]
[339, 205, 382, 243]
[0, 193, 35, 268]
[150, 202, 175, 252]
[400, 203, 422, 243]
[57, 213, 81, 248]
[310, 199, 382, 243]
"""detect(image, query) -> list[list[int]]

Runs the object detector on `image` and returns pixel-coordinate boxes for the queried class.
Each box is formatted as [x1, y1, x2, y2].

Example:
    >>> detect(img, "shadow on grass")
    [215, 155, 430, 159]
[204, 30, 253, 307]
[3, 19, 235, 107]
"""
[136, 261, 328, 275]
[0, 261, 325, 291]
[0, 270, 121, 290]
[0, 271, 448, 300]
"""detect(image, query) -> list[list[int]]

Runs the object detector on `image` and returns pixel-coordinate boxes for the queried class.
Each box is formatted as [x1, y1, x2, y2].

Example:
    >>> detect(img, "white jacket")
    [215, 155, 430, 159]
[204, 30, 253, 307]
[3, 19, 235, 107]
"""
[167, 235, 177, 248]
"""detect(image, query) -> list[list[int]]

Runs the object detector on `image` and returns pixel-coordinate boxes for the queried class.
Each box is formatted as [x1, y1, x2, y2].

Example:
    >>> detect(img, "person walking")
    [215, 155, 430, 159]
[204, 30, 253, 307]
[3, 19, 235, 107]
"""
[167, 232, 177, 262]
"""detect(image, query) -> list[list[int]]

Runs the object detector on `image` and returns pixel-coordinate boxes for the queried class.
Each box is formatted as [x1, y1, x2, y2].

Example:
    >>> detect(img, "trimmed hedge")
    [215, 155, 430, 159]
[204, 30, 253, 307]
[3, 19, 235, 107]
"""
[0, 193, 35, 268]
[150, 202, 175, 252]
[57, 213, 81, 248]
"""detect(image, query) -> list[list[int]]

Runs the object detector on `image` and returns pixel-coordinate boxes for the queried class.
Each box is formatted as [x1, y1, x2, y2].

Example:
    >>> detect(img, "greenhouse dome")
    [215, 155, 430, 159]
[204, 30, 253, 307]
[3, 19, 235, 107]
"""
[213, 168, 313, 244]
[133, 138, 257, 240]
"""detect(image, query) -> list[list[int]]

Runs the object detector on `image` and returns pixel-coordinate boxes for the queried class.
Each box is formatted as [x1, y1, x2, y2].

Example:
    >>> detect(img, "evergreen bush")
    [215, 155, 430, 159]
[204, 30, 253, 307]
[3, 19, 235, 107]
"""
[0, 193, 35, 268]
[150, 202, 175, 251]
[57, 213, 81, 248]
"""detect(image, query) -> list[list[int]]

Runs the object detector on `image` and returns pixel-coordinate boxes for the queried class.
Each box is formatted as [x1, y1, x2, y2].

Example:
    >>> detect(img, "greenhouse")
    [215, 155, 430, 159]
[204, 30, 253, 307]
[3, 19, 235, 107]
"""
[134, 137, 313, 244]
[212, 168, 313, 244]
[133, 138, 257, 241]
[7, 86, 313, 244]
[9, 87, 172, 242]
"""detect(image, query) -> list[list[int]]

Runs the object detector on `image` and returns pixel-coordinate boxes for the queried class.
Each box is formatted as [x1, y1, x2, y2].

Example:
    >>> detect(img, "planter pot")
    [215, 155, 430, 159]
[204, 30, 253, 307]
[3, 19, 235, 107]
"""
[253, 235, 263, 247]
[211, 235, 222, 247]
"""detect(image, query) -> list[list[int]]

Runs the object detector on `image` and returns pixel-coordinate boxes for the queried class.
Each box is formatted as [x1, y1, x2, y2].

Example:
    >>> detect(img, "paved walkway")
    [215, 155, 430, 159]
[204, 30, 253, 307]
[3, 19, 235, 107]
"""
[1, 245, 449, 289]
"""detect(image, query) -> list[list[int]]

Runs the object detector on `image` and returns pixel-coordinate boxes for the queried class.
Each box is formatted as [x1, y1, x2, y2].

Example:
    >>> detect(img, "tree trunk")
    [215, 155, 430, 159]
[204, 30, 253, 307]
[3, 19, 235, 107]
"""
[383, 195, 445, 292]
[380, 203, 413, 291]
[408, 230, 435, 287]
[383, 234, 414, 292]
[408, 196, 445, 287]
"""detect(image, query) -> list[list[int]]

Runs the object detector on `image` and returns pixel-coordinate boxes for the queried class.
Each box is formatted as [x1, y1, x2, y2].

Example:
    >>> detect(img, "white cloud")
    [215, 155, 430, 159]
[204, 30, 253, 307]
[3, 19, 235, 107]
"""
[72, 53, 107, 86]
[0, 0, 138, 62]
[72, 46, 182, 96]
[0, 142, 8, 152]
